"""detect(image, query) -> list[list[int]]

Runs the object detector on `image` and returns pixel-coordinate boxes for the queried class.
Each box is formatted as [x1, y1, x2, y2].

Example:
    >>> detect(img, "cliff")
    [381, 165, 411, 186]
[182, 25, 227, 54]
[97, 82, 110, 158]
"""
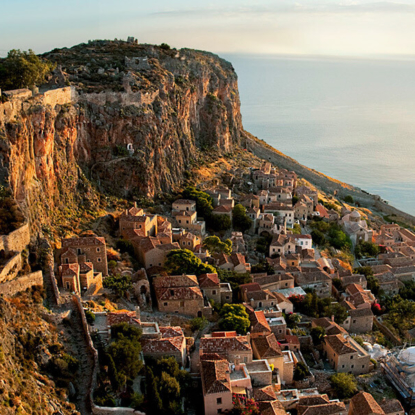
[0, 40, 242, 235]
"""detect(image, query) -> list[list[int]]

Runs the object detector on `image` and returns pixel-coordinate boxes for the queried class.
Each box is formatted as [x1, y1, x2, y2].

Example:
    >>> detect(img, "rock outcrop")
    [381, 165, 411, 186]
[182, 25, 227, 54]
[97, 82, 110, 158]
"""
[0, 40, 242, 234]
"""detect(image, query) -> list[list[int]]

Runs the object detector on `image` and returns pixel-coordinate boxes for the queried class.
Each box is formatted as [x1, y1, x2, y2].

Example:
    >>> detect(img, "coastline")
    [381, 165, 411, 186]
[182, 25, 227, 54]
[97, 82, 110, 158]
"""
[242, 130, 415, 226]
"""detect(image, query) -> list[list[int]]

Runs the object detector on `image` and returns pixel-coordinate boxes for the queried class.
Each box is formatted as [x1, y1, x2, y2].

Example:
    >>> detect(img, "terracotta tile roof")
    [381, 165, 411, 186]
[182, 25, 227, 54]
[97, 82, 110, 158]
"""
[240, 282, 262, 293]
[253, 273, 294, 287]
[155, 286, 203, 301]
[297, 395, 329, 408]
[313, 317, 347, 335]
[250, 310, 271, 333]
[348, 307, 373, 318]
[62, 236, 106, 247]
[346, 283, 364, 295]
[283, 335, 300, 345]
[299, 402, 346, 415]
[258, 400, 287, 415]
[138, 237, 160, 253]
[254, 385, 277, 402]
[315, 204, 329, 218]
[79, 262, 94, 273]
[231, 253, 248, 267]
[252, 334, 282, 359]
[173, 199, 195, 205]
[200, 335, 252, 355]
[153, 274, 198, 288]
[350, 392, 384, 415]
[61, 263, 80, 277]
[159, 326, 183, 338]
[380, 399, 404, 414]
[213, 205, 232, 213]
[201, 359, 231, 395]
[324, 334, 356, 355]
[295, 270, 331, 285]
[198, 273, 220, 288]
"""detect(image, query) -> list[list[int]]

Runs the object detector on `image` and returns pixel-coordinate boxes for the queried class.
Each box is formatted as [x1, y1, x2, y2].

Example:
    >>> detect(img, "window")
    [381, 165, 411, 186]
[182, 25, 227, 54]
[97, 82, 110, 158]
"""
[97, 258, 101, 262]
[243, 357, 247, 363]
[65, 258, 69, 264]
[217, 398, 222, 405]
[77, 248, 82, 255]
[342, 365, 345, 368]
[353, 320, 356, 323]
[212, 290, 217, 295]
[226, 296, 230, 300]
[350, 356, 353, 359]
[186, 220, 189, 224]
[351, 365, 354, 368]
[96, 248, 100, 252]
[164, 302, 168, 306]
[362, 365, 365, 368]
[170, 290, 174, 296]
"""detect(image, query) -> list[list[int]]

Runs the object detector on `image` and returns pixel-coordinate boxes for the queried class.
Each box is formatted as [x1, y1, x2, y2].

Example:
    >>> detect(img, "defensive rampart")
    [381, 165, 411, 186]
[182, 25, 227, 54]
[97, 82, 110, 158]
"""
[0, 271, 43, 297]
[0, 223, 30, 253]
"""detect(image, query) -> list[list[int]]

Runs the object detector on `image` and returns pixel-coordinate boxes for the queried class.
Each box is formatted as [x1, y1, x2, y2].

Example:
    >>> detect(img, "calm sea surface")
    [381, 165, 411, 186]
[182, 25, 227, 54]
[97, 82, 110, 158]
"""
[224, 54, 415, 215]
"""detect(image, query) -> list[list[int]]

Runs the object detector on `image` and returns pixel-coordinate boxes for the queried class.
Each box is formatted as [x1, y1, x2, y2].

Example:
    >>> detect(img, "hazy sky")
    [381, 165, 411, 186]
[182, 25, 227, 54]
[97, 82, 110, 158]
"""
[2, 0, 415, 57]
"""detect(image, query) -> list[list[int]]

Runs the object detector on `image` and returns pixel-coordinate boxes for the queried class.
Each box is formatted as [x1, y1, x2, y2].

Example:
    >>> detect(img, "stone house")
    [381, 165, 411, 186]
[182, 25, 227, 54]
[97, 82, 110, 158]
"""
[60, 260, 103, 295]
[172, 208, 206, 235]
[294, 201, 309, 221]
[247, 207, 261, 230]
[240, 194, 260, 209]
[119, 204, 158, 238]
[214, 253, 251, 273]
[201, 357, 233, 415]
[297, 396, 346, 415]
[323, 334, 370, 375]
[312, 317, 348, 336]
[294, 270, 332, 298]
[268, 187, 293, 202]
[252, 273, 295, 292]
[258, 213, 276, 236]
[61, 235, 108, 276]
[340, 210, 373, 244]
[141, 326, 187, 367]
[296, 186, 318, 205]
[279, 335, 300, 353]
[200, 332, 253, 364]
[177, 231, 201, 251]
[212, 205, 233, 218]
[136, 237, 180, 269]
[153, 274, 212, 317]
[172, 199, 196, 212]
[373, 271, 402, 295]
[263, 204, 295, 227]
[198, 273, 232, 305]
[292, 234, 313, 250]
[341, 306, 374, 333]
[269, 235, 297, 257]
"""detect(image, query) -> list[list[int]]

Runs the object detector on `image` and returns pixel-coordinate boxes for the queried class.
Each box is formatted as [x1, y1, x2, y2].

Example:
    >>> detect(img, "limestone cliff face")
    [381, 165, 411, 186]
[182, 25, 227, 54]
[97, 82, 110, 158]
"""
[0, 40, 242, 232]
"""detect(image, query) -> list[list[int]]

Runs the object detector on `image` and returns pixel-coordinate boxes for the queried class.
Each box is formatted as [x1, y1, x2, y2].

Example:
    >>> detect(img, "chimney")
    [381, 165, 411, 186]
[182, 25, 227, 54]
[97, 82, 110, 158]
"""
[125, 209, 128, 216]
[135, 306, 140, 321]
[331, 315, 335, 322]
[134, 202, 137, 209]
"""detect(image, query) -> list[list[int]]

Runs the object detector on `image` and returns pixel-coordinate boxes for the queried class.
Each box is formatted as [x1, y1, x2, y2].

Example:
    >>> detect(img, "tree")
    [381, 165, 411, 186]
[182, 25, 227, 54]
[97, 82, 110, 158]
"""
[0, 49, 55, 90]
[165, 249, 216, 276]
[107, 338, 143, 379]
[293, 362, 310, 381]
[331, 303, 348, 324]
[344, 195, 354, 204]
[159, 372, 181, 403]
[328, 226, 352, 250]
[354, 266, 373, 277]
[355, 241, 380, 259]
[85, 309, 96, 325]
[111, 322, 142, 342]
[219, 304, 250, 334]
[330, 373, 357, 398]
[310, 326, 326, 346]
[203, 235, 232, 255]
[367, 275, 380, 296]
[292, 223, 302, 234]
[232, 204, 252, 233]
[207, 213, 232, 231]
[190, 317, 207, 332]
[182, 187, 213, 218]
[286, 313, 302, 328]
[217, 269, 252, 294]
[103, 274, 132, 297]
[311, 229, 326, 246]
[145, 368, 162, 415]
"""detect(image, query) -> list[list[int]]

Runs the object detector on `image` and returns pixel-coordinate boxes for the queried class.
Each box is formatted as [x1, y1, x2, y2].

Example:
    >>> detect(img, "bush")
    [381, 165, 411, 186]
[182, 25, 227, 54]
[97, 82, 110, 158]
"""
[344, 195, 354, 204]
[232, 204, 252, 233]
[219, 304, 250, 334]
[330, 372, 357, 398]
[103, 274, 132, 297]
[294, 362, 310, 381]
[85, 309, 96, 325]
[190, 317, 207, 332]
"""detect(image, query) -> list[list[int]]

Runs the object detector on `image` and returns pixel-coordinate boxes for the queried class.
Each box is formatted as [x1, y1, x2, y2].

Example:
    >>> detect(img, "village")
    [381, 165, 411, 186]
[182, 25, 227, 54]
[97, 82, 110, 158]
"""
[34, 160, 415, 415]
[2, 159, 415, 415]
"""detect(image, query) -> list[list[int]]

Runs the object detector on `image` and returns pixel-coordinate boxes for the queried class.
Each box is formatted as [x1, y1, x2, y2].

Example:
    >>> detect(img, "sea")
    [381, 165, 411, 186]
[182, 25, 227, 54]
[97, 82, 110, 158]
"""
[223, 54, 415, 216]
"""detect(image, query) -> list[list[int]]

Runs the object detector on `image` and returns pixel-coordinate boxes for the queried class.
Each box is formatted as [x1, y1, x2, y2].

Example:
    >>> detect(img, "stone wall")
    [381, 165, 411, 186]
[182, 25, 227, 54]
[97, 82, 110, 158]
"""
[0, 271, 43, 297]
[0, 223, 30, 253]
[0, 252, 22, 283]
[72, 295, 146, 415]
[79, 90, 159, 107]
[43, 86, 76, 108]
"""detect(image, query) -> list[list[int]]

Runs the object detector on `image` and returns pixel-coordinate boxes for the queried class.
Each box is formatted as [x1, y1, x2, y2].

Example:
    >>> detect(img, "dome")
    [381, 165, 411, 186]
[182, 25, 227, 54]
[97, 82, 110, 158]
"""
[400, 347, 415, 365]
[350, 210, 361, 219]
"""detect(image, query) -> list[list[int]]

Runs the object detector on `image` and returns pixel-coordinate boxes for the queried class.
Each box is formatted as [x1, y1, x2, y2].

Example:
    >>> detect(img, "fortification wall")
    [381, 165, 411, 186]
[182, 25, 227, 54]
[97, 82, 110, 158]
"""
[73, 294, 145, 415]
[0, 252, 22, 284]
[0, 271, 43, 297]
[43, 86, 76, 108]
[80, 90, 159, 107]
[0, 223, 30, 253]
